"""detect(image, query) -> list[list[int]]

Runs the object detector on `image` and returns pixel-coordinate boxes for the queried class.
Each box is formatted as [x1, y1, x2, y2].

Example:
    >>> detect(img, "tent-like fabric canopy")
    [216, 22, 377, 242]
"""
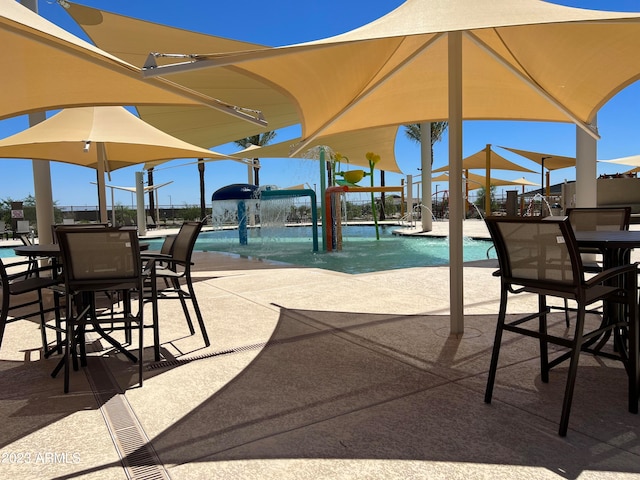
[229, 126, 402, 174]
[0, 106, 234, 170]
[63, 2, 297, 148]
[498, 146, 576, 172]
[0, 0, 264, 123]
[433, 147, 536, 173]
[0, 106, 237, 222]
[498, 145, 576, 197]
[432, 172, 521, 190]
[599, 155, 640, 169]
[143, 0, 640, 150]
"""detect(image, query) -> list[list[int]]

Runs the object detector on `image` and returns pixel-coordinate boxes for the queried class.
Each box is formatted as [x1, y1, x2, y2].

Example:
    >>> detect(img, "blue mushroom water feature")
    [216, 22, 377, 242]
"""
[211, 184, 260, 245]
[211, 184, 318, 251]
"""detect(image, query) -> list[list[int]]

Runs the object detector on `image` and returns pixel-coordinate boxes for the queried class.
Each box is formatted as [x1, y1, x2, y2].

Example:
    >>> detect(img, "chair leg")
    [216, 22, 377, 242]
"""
[558, 305, 586, 437]
[36, 288, 49, 355]
[0, 311, 7, 351]
[539, 295, 550, 383]
[485, 288, 508, 404]
[185, 273, 210, 347]
[626, 272, 639, 414]
[174, 277, 196, 335]
[563, 299, 570, 327]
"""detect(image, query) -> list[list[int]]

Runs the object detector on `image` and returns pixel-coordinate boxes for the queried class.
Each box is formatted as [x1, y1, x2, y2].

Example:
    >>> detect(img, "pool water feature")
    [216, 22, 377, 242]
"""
[147, 224, 496, 274]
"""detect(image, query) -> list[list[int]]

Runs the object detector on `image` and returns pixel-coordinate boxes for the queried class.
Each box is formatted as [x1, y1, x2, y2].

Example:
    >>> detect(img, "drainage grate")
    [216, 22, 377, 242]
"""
[85, 358, 171, 480]
[146, 343, 265, 371]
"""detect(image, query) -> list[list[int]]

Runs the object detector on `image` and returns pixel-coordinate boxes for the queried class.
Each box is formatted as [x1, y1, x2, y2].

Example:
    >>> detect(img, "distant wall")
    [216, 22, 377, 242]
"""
[597, 178, 640, 213]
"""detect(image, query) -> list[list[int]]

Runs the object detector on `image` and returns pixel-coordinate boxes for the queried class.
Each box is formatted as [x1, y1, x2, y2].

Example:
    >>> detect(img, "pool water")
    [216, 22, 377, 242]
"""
[0, 225, 496, 274]
[145, 224, 496, 274]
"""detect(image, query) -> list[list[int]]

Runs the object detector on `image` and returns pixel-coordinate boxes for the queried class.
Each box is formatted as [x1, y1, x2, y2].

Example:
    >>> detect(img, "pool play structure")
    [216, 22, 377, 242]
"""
[211, 183, 319, 251]
[211, 147, 411, 254]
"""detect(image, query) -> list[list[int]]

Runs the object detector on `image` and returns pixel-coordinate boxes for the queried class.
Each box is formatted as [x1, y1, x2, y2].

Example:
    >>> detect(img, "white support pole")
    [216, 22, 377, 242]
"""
[421, 122, 433, 231]
[448, 31, 464, 335]
[576, 114, 598, 208]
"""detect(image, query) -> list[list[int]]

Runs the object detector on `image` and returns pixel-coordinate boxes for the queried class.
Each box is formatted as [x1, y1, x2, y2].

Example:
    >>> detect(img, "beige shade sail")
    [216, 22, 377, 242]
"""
[230, 126, 402, 174]
[599, 155, 640, 168]
[0, 107, 234, 170]
[510, 176, 540, 187]
[433, 147, 536, 173]
[498, 145, 576, 196]
[144, 0, 640, 148]
[0, 0, 264, 124]
[498, 146, 576, 171]
[432, 172, 521, 190]
[0, 106, 237, 221]
[63, 2, 297, 148]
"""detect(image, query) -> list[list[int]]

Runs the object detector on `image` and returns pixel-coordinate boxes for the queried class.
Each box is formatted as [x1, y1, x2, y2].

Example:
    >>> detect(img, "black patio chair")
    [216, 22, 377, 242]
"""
[0, 256, 62, 355]
[53, 227, 145, 393]
[142, 221, 209, 361]
[484, 216, 638, 437]
[558, 207, 632, 326]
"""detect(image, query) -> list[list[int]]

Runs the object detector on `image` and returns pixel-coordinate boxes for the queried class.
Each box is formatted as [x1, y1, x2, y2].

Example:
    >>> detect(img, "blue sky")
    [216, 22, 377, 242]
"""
[2, 0, 640, 208]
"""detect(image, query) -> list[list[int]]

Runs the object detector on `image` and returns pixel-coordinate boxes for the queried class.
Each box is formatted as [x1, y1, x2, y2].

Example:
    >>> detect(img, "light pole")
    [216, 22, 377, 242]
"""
[169, 195, 173, 222]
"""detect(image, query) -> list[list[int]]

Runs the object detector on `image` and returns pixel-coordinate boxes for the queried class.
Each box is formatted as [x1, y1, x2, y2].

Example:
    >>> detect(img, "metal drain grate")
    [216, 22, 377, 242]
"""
[146, 343, 265, 370]
[86, 358, 171, 480]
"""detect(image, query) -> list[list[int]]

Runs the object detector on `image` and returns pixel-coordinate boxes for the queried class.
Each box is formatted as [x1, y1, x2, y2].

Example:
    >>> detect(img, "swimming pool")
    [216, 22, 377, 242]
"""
[1, 225, 496, 274]
[146, 224, 496, 274]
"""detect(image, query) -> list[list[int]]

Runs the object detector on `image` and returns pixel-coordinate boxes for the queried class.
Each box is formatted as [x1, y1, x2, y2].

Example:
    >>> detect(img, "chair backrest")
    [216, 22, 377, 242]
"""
[15, 220, 30, 234]
[160, 234, 177, 255]
[485, 216, 584, 289]
[566, 207, 630, 232]
[171, 221, 203, 264]
[56, 228, 142, 290]
[53, 222, 109, 244]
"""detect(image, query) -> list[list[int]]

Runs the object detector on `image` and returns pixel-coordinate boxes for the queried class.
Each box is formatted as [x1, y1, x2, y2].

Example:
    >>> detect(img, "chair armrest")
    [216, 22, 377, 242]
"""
[140, 252, 172, 261]
[585, 262, 638, 288]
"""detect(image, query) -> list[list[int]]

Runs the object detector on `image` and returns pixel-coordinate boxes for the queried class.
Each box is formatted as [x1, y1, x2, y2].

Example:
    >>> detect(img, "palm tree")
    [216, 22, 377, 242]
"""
[403, 122, 448, 163]
[234, 131, 277, 186]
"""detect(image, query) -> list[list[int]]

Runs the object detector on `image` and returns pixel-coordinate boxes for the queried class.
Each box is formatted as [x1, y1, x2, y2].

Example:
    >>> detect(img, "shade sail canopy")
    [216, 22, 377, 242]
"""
[63, 2, 297, 148]
[498, 146, 576, 171]
[510, 176, 540, 187]
[600, 155, 640, 168]
[433, 172, 521, 190]
[144, 0, 640, 150]
[230, 126, 402, 173]
[0, 106, 235, 170]
[433, 147, 536, 173]
[0, 0, 264, 124]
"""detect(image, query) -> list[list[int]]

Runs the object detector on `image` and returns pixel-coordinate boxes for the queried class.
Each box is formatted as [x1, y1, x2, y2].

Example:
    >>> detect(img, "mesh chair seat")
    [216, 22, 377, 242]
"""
[484, 216, 638, 437]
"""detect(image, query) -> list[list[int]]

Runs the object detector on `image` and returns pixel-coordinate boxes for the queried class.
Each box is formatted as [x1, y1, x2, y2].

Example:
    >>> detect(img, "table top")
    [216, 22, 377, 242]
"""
[14, 242, 149, 257]
[574, 230, 640, 249]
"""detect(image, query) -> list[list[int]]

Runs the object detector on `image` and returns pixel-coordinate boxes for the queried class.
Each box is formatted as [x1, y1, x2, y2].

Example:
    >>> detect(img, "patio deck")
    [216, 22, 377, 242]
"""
[0, 219, 638, 480]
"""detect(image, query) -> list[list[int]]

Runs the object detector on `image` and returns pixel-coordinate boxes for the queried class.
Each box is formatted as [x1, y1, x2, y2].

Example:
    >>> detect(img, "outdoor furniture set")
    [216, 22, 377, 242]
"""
[0, 221, 209, 394]
[485, 208, 640, 436]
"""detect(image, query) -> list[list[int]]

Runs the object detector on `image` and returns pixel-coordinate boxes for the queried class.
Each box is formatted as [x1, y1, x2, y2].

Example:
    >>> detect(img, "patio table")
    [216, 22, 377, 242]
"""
[574, 230, 640, 409]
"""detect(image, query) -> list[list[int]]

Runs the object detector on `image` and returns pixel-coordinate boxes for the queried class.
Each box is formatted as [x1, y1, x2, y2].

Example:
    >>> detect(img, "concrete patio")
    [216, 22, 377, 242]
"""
[0, 219, 638, 479]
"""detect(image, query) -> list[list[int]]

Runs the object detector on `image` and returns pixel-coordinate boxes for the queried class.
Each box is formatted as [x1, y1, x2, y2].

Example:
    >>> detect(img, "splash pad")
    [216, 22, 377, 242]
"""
[211, 184, 319, 251]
